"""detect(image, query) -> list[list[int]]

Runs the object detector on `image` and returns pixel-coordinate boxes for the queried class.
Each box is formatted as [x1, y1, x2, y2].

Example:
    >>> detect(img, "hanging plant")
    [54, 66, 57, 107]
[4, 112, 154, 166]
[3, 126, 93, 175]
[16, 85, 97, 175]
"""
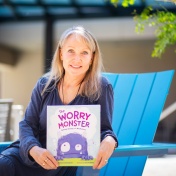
[109, 0, 176, 58]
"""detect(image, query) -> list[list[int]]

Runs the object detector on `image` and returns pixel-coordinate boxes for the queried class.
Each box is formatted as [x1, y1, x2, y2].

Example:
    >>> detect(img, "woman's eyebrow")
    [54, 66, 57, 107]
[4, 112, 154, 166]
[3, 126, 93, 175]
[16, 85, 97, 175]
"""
[66, 46, 90, 50]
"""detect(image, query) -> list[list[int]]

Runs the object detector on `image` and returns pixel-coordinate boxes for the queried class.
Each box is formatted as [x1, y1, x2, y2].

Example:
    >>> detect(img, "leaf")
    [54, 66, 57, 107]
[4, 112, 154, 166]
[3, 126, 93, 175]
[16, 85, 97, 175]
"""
[109, 0, 135, 7]
[108, 0, 176, 58]
[134, 8, 176, 58]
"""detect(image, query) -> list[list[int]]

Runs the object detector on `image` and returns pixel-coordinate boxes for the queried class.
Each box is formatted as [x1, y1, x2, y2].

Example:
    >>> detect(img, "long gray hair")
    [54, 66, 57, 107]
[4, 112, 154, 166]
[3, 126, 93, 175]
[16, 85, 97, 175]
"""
[42, 26, 103, 101]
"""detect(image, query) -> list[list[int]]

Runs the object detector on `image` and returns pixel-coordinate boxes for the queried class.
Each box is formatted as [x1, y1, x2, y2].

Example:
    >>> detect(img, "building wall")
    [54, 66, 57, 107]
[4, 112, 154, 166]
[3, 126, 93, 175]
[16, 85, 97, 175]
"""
[0, 51, 43, 109]
[0, 22, 44, 109]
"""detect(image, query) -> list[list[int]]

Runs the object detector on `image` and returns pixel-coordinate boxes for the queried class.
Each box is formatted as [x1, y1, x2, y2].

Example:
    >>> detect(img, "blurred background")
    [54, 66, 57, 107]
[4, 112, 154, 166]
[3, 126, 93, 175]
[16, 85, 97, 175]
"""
[0, 0, 175, 146]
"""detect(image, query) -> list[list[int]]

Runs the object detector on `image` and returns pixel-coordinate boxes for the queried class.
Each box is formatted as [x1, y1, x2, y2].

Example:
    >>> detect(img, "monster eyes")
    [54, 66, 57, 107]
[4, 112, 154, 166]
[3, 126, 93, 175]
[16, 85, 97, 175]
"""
[61, 142, 70, 152]
[75, 144, 82, 151]
[60, 142, 82, 152]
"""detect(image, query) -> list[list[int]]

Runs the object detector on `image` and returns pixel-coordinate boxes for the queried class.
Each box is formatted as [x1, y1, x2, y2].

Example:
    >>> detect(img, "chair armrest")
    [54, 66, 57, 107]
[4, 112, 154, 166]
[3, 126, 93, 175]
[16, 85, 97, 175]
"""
[0, 141, 12, 153]
[1, 142, 176, 157]
[112, 143, 176, 157]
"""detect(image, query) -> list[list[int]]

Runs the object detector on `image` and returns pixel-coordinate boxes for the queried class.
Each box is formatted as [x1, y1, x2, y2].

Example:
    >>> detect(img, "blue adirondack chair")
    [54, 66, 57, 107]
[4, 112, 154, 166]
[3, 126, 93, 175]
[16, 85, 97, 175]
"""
[100, 69, 176, 176]
[0, 70, 176, 176]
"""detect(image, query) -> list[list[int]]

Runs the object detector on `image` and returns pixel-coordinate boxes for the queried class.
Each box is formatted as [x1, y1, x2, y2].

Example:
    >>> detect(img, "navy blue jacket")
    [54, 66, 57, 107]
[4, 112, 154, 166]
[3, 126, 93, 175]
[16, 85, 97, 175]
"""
[18, 76, 117, 166]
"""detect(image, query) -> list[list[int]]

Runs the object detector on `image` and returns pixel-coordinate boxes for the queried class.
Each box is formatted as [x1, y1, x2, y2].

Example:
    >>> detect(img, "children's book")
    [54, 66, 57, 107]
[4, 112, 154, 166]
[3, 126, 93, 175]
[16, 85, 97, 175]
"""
[47, 105, 100, 166]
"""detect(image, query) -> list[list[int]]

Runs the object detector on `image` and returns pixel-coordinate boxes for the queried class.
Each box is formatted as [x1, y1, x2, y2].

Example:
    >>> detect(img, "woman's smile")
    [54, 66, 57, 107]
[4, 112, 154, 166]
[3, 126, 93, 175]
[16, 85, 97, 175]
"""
[70, 65, 82, 69]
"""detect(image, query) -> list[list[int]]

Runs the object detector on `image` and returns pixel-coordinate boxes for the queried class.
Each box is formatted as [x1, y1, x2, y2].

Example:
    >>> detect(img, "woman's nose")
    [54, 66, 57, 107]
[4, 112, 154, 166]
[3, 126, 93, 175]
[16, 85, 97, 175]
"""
[74, 54, 81, 61]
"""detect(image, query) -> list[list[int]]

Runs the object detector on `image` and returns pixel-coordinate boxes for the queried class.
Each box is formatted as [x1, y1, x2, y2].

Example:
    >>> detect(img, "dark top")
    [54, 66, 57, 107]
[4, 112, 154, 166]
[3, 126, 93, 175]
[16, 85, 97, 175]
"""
[13, 76, 117, 166]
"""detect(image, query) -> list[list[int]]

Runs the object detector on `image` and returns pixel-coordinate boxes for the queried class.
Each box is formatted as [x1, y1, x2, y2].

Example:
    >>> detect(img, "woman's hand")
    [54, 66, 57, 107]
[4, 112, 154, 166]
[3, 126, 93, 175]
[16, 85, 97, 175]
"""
[93, 136, 116, 169]
[29, 146, 59, 170]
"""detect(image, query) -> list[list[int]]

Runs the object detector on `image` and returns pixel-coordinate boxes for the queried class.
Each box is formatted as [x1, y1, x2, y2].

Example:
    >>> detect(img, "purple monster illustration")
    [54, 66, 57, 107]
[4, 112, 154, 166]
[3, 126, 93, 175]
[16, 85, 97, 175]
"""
[55, 133, 93, 160]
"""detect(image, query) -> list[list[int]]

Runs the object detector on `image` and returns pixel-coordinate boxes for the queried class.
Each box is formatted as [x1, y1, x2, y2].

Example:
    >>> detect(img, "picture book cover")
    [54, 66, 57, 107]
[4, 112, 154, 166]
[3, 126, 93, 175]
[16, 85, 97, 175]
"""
[47, 105, 100, 166]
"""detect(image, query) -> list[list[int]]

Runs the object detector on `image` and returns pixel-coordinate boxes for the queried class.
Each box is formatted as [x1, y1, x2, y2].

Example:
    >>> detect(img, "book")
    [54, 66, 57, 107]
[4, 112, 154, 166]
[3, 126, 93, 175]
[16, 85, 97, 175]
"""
[47, 105, 100, 166]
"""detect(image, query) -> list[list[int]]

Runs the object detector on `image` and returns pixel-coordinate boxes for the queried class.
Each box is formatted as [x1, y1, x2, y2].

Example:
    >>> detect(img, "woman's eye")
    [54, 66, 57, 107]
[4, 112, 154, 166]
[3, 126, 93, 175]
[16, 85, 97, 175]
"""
[68, 49, 74, 53]
[82, 51, 88, 55]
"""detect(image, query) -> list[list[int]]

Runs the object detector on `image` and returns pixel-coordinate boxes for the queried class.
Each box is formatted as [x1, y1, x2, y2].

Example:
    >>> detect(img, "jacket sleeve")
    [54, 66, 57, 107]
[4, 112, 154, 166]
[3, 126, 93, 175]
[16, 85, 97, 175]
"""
[19, 78, 44, 166]
[98, 77, 118, 146]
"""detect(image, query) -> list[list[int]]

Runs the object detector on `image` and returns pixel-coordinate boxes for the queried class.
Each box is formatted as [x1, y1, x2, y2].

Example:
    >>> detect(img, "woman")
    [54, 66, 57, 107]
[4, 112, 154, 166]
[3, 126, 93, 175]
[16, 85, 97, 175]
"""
[0, 26, 118, 176]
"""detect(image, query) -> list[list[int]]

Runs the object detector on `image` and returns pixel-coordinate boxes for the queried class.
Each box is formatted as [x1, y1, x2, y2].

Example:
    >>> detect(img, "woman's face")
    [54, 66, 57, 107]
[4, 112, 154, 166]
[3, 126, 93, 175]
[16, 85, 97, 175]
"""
[60, 34, 93, 78]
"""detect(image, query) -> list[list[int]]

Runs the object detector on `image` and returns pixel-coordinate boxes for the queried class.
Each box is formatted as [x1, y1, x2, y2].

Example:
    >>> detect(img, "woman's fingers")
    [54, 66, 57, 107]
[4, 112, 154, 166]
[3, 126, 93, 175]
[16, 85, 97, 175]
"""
[29, 146, 59, 169]
[93, 145, 109, 169]
[93, 136, 116, 169]
[41, 157, 58, 170]
[42, 153, 59, 169]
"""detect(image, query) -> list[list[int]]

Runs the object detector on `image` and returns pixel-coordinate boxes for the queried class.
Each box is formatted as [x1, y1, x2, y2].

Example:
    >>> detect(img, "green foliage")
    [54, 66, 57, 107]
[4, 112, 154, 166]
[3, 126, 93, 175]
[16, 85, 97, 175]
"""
[109, 0, 176, 58]
[134, 8, 176, 58]
[109, 0, 135, 7]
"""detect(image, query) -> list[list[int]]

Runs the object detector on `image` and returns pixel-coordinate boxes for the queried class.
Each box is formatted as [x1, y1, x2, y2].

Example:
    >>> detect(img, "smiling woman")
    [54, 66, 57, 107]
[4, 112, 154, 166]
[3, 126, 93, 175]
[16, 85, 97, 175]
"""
[0, 26, 118, 176]
[59, 34, 93, 104]
[61, 35, 92, 72]
[43, 26, 103, 103]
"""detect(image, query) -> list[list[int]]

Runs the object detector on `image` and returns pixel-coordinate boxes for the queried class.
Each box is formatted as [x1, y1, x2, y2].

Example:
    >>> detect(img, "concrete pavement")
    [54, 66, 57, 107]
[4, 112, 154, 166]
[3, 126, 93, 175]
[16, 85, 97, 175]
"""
[143, 155, 176, 176]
